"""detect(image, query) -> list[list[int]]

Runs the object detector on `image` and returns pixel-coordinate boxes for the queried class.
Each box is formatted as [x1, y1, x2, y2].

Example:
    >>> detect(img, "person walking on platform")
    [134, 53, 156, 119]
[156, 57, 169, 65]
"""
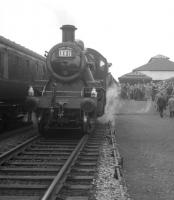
[157, 92, 166, 118]
[168, 95, 174, 118]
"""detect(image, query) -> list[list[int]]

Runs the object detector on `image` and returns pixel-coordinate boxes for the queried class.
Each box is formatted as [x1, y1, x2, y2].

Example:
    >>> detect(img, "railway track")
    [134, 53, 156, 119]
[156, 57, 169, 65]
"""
[0, 125, 106, 200]
[0, 125, 33, 141]
[55, 128, 105, 200]
[0, 126, 37, 155]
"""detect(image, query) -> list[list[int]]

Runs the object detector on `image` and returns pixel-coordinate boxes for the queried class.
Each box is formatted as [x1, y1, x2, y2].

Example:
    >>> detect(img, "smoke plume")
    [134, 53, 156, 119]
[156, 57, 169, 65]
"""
[98, 83, 120, 127]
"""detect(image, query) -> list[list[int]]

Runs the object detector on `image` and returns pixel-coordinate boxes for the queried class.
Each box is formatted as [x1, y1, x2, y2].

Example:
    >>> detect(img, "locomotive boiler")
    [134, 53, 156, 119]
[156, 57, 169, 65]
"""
[37, 25, 110, 135]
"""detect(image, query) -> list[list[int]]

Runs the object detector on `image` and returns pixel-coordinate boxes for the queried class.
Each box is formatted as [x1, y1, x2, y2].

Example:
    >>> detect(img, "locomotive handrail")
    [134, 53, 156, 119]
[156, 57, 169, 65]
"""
[44, 91, 82, 93]
[43, 90, 82, 97]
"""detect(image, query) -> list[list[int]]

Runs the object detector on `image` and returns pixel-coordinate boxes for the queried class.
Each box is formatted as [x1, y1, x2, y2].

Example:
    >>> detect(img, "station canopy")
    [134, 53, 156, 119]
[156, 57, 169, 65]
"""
[166, 76, 174, 82]
[118, 71, 152, 84]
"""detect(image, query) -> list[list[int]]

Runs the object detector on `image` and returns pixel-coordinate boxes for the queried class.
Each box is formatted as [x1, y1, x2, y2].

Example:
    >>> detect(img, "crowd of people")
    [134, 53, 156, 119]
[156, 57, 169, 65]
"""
[120, 81, 174, 118]
[120, 83, 152, 100]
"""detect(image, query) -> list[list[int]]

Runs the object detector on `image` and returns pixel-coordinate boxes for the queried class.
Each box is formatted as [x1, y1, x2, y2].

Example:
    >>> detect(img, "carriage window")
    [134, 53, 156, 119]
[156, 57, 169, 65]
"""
[24, 60, 30, 81]
[37, 63, 42, 79]
[40, 64, 44, 79]
[43, 64, 47, 79]
[8, 53, 15, 80]
[0, 52, 3, 76]
[35, 63, 40, 79]
[9, 55, 20, 80]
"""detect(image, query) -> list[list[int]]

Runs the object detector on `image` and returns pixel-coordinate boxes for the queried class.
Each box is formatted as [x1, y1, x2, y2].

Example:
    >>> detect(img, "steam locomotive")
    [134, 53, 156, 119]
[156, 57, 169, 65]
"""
[36, 25, 111, 135]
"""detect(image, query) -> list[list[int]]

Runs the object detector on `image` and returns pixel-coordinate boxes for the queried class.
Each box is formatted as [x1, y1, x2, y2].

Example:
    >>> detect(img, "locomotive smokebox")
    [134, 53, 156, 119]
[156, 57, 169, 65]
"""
[60, 25, 77, 42]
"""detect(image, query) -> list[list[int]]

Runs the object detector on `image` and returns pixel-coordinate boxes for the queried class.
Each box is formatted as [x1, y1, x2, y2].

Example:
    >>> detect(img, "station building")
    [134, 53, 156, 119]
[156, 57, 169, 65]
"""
[133, 55, 174, 81]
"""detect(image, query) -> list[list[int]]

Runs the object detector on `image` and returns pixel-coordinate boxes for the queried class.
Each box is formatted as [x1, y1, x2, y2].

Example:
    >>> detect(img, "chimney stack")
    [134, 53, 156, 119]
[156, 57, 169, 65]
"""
[60, 25, 77, 42]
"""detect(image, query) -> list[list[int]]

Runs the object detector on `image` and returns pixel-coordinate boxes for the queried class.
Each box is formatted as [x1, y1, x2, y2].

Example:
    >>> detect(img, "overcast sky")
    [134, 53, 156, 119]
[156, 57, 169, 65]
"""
[1, 0, 174, 80]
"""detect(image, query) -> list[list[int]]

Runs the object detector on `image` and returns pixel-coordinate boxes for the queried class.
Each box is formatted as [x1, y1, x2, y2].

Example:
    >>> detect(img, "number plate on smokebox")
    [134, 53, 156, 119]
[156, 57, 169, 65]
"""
[58, 49, 72, 57]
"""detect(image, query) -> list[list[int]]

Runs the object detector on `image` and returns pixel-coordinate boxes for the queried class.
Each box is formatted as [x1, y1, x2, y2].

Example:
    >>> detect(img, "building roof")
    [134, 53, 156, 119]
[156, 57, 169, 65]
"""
[0, 35, 45, 61]
[118, 71, 152, 83]
[133, 55, 174, 71]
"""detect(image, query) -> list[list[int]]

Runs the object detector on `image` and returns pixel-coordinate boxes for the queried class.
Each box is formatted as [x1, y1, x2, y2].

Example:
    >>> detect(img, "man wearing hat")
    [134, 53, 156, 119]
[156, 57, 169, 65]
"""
[168, 95, 174, 118]
[157, 92, 167, 118]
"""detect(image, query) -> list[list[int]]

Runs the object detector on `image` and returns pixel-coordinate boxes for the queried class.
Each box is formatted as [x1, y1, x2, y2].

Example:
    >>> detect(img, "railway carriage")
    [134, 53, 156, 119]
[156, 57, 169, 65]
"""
[0, 36, 47, 132]
[36, 25, 111, 135]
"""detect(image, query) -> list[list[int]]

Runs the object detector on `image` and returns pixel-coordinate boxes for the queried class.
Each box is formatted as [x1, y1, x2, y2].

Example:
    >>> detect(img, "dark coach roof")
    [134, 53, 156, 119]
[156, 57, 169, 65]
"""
[0, 35, 45, 61]
[133, 55, 174, 71]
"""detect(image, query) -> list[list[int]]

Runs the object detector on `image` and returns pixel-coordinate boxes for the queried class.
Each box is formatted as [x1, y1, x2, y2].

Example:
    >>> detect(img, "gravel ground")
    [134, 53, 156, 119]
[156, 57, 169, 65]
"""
[0, 127, 37, 155]
[116, 100, 174, 200]
[92, 129, 129, 200]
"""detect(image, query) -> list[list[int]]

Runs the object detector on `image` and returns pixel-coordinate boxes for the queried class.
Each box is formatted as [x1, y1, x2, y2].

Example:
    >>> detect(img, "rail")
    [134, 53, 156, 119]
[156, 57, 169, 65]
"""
[0, 135, 39, 165]
[0, 125, 35, 141]
[41, 134, 88, 200]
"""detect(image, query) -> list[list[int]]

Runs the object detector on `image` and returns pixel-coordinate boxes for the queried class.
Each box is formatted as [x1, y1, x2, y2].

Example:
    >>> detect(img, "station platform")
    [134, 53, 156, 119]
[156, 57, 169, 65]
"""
[115, 99, 156, 115]
[115, 100, 174, 200]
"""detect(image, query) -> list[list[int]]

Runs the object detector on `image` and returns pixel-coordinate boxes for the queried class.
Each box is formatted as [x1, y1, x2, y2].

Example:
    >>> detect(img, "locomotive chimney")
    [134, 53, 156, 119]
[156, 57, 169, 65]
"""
[60, 25, 77, 42]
